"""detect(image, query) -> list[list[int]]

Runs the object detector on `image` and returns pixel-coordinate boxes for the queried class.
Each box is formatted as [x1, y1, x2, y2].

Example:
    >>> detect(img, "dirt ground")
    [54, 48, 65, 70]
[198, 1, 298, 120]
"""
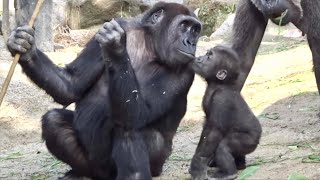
[1, 23, 320, 180]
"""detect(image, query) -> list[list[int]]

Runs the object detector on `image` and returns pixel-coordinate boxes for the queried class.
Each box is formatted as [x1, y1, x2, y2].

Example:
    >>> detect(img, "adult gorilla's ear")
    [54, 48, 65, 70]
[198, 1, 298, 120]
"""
[216, 69, 228, 81]
[151, 9, 164, 24]
[141, 2, 166, 25]
[142, 8, 164, 25]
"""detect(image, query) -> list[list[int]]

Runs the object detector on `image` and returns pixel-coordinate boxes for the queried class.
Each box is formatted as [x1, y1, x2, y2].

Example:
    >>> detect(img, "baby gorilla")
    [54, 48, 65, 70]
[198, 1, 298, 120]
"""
[189, 45, 262, 180]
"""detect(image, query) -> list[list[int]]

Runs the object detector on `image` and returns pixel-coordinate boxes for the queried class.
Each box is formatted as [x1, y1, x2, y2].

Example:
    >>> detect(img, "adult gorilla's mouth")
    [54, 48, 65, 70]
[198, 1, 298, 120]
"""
[177, 49, 195, 59]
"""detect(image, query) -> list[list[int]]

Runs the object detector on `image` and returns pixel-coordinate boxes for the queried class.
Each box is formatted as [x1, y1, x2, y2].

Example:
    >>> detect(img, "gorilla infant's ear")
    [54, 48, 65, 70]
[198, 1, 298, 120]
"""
[216, 69, 228, 80]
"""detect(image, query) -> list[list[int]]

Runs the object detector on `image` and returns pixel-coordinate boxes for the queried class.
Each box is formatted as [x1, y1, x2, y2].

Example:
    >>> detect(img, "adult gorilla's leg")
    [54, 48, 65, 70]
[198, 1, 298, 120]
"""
[307, 36, 320, 94]
[112, 130, 152, 180]
[146, 101, 188, 177]
[41, 109, 92, 177]
[142, 129, 167, 177]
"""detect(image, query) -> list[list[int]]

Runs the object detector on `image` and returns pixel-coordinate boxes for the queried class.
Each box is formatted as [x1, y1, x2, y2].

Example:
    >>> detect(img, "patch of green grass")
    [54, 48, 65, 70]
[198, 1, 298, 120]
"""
[0, 152, 23, 161]
[31, 174, 44, 180]
[258, 112, 280, 120]
[177, 125, 193, 133]
[302, 153, 320, 163]
[288, 173, 308, 180]
[169, 153, 192, 162]
[238, 166, 260, 180]
[259, 40, 306, 55]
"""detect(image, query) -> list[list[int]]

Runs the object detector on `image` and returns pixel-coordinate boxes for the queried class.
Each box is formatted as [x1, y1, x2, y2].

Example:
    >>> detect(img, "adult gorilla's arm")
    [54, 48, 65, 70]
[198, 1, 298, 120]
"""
[7, 26, 105, 105]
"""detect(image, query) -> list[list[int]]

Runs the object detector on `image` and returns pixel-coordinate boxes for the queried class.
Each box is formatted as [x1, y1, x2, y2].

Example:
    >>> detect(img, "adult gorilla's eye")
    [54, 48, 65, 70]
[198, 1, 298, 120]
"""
[179, 22, 188, 32]
[191, 26, 201, 35]
[152, 9, 164, 24]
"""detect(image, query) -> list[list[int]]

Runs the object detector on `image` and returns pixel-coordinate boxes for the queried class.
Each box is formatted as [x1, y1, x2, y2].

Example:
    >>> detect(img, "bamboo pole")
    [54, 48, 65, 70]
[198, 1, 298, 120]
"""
[0, 0, 45, 107]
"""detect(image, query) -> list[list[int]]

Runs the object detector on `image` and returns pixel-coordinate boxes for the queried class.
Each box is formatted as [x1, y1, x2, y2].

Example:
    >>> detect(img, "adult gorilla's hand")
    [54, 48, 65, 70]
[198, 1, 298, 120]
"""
[7, 25, 36, 62]
[95, 20, 126, 58]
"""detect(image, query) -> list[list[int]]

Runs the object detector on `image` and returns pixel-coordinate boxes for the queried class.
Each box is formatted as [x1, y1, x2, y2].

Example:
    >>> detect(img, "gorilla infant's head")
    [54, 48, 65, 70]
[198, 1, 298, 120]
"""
[192, 45, 240, 84]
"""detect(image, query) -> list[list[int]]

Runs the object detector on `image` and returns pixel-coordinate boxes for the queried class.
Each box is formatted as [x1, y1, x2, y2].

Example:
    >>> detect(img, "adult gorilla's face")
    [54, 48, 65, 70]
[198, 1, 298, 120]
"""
[142, 2, 202, 66]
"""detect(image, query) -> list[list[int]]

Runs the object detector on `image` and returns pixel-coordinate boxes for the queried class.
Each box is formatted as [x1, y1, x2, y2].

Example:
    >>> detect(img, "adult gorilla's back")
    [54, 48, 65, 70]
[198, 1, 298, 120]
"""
[6, 2, 202, 179]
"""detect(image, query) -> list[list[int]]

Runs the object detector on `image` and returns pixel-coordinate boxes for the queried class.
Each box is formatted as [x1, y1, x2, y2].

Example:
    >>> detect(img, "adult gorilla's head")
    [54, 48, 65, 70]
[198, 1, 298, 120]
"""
[140, 2, 202, 66]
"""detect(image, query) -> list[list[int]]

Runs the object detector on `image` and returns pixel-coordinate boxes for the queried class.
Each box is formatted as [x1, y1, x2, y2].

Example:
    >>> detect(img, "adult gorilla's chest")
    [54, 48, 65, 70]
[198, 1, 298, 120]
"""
[133, 61, 194, 101]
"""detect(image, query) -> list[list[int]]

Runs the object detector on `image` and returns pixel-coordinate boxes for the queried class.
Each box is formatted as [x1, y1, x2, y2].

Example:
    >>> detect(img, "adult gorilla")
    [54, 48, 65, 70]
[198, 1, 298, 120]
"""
[7, 2, 201, 180]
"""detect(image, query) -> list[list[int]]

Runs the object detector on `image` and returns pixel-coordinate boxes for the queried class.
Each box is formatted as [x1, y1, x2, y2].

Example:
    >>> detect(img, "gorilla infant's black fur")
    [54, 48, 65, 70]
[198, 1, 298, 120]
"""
[189, 46, 262, 180]
[7, 2, 201, 180]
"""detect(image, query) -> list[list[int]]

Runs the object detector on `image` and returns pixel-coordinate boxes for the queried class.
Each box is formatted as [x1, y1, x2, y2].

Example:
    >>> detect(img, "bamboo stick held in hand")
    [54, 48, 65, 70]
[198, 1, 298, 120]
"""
[0, 0, 45, 107]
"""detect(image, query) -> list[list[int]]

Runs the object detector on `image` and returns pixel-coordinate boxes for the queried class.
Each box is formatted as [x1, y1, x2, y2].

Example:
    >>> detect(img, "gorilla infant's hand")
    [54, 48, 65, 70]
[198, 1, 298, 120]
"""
[7, 25, 36, 62]
[95, 20, 126, 58]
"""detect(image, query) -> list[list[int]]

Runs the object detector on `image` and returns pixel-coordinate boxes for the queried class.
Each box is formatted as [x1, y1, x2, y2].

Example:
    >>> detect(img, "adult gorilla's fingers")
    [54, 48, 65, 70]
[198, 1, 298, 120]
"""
[7, 40, 27, 53]
[14, 38, 32, 50]
[15, 31, 35, 44]
[105, 33, 116, 43]
[95, 34, 106, 44]
[95, 34, 113, 45]
[111, 31, 121, 45]
[110, 20, 124, 35]
[103, 22, 114, 32]
[98, 27, 110, 36]
[17, 25, 35, 36]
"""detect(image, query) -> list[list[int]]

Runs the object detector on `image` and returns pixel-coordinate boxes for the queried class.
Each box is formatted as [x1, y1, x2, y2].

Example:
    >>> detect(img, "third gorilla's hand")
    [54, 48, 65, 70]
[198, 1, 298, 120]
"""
[95, 20, 126, 58]
[7, 25, 36, 62]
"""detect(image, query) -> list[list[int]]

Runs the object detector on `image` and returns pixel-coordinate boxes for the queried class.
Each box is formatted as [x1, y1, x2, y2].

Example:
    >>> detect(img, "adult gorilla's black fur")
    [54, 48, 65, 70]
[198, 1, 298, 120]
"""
[189, 46, 262, 180]
[6, 2, 201, 179]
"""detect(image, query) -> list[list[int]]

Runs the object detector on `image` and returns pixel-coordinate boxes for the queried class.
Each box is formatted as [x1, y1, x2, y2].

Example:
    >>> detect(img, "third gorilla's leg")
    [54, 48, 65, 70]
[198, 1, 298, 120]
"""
[307, 36, 320, 95]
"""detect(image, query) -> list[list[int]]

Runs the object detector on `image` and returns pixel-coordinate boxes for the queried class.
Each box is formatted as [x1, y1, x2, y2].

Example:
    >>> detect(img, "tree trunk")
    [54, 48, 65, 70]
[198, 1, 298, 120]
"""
[67, 4, 81, 29]
[2, 0, 10, 41]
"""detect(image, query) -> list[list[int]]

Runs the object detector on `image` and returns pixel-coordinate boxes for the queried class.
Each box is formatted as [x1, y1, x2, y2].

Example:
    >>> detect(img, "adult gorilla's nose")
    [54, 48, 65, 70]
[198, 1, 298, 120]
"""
[183, 38, 196, 47]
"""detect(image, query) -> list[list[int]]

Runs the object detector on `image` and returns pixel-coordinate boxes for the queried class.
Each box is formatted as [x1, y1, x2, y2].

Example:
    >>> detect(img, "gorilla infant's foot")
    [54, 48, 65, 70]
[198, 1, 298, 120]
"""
[189, 156, 209, 180]
[236, 162, 246, 170]
[210, 171, 237, 180]
[235, 156, 246, 170]
[58, 170, 91, 180]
